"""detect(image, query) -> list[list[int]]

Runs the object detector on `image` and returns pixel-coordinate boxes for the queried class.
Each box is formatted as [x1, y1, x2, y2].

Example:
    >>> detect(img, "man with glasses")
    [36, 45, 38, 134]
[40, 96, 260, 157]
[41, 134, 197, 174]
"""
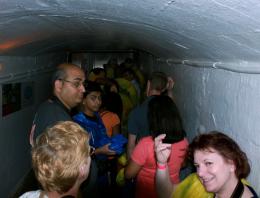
[28, 63, 99, 198]
[30, 63, 86, 144]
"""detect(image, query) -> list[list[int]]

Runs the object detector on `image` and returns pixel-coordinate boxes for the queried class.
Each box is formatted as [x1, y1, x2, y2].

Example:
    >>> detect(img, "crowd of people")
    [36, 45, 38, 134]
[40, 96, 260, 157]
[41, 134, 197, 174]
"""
[20, 58, 258, 198]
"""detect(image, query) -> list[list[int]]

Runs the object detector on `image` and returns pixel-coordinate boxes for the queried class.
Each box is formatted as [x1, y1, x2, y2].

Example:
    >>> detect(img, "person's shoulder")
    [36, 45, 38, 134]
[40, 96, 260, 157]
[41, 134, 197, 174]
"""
[102, 111, 119, 120]
[37, 99, 59, 112]
[19, 190, 43, 198]
[37, 99, 51, 108]
[183, 137, 189, 145]
[173, 137, 189, 147]
[128, 105, 140, 118]
[38, 99, 70, 118]
[129, 98, 149, 115]
[73, 112, 84, 120]
[138, 96, 153, 111]
[138, 136, 153, 144]
[173, 173, 213, 198]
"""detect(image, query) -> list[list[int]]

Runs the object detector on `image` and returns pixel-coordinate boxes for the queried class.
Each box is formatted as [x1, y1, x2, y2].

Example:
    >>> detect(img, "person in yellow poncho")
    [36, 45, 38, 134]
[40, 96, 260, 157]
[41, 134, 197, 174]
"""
[154, 131, 258, 198]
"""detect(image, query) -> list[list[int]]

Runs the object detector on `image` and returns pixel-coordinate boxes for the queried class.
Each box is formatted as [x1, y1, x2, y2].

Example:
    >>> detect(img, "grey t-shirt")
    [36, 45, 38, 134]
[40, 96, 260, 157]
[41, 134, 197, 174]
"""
[127, 96, 154, 143]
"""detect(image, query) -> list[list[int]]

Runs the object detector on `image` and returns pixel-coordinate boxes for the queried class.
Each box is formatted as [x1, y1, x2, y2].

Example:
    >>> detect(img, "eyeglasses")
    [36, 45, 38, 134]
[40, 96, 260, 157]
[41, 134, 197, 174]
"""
[59, 79, 85, 88]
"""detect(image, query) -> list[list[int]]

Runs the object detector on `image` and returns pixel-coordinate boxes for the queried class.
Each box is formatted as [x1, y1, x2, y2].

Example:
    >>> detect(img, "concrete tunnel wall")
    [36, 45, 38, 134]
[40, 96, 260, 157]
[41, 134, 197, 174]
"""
[156, 60, 260, 195]
[0, 53, 66, 196]
[0, 0, 260, 196]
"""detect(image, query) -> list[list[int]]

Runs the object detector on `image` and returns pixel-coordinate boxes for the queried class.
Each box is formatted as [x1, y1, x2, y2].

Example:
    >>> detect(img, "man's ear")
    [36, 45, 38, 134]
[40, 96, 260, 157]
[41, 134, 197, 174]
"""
[146, 80, 150, 96]
[54, 79, 63, 93]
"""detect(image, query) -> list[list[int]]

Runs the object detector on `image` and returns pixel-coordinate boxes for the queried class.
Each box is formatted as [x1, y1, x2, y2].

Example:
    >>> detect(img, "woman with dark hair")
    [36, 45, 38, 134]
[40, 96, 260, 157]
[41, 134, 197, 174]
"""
[155, 131, 258, 198]
[125, 95, 188, 198]
[103, 78, 120, 94]
[148, 95, 185, 141]
[99, 92, 122, 137]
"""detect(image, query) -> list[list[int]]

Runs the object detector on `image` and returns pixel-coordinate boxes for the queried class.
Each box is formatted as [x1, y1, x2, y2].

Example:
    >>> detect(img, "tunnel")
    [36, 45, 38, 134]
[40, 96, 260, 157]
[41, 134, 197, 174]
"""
[1, 0, 260, 197]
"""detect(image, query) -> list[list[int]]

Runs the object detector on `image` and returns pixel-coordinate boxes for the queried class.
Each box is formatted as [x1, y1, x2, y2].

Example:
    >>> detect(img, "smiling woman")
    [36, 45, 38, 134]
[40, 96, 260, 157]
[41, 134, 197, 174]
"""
[188, 132, 258, 198]
[155, 132, 259, 198]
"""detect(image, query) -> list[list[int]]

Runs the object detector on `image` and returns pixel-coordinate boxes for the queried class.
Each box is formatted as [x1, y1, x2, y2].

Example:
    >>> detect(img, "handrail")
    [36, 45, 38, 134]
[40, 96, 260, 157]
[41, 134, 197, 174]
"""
[0, 66, 55, 83]
[157, 58, 260, 74]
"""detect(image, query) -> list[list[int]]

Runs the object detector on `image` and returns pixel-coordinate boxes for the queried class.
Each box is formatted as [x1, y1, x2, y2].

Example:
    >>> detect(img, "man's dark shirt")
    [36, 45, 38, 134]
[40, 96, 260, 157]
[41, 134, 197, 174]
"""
[33, 96, 72, 139]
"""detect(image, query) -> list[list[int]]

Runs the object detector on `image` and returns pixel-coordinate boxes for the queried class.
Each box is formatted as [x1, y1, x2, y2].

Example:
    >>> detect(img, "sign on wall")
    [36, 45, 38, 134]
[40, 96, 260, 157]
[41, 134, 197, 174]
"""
[21, 82, 34, 108]
[2, 82, 34, 117]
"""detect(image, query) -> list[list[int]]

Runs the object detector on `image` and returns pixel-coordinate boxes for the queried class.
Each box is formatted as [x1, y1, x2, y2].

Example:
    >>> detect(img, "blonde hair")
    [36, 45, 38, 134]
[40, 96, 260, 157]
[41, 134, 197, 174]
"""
[32, 121, 90, 194]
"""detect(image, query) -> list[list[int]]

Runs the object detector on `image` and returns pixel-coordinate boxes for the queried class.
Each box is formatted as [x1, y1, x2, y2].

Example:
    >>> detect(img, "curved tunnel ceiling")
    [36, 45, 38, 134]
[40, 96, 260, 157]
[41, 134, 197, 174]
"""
[1, 0, 260, 63]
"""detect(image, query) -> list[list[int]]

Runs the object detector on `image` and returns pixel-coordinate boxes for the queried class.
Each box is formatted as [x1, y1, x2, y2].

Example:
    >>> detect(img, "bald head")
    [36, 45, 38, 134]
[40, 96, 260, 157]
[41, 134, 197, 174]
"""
[52, 63, 86, 109]
[58, 63, 80, 69]
[51, 63, 83, 88]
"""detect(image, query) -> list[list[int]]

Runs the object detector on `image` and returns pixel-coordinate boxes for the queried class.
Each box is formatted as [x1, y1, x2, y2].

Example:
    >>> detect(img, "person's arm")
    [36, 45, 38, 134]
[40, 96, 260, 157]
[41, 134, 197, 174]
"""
[94, 143, 116, 156]
[124, 159, 142, 179]
[156, 165, 176, 198]
[127, 108, 139, 160]
[154, 134, 175, 198]
[127, 133, 137, 160]
[112, 124, 120, 136]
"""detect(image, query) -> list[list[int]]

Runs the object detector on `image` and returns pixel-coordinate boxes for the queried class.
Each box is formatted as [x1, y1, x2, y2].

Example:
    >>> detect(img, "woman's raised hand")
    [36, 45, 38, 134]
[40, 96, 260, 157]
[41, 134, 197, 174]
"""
[154, 134, 172, 164]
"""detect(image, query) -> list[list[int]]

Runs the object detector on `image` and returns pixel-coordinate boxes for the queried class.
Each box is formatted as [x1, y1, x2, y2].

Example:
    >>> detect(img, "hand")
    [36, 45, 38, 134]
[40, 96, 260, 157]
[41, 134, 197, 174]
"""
[97, 143, 116, 156]
[154, 134, 172, 164]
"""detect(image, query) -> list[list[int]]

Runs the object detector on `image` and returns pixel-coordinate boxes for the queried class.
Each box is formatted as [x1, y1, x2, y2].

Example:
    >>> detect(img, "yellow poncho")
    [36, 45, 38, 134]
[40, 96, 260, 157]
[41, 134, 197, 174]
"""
[172, 173, 249, 198]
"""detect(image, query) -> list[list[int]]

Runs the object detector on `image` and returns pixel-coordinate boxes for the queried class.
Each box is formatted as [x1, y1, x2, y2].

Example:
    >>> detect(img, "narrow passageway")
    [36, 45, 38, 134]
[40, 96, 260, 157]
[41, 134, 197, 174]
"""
[1, 0, 260, 197]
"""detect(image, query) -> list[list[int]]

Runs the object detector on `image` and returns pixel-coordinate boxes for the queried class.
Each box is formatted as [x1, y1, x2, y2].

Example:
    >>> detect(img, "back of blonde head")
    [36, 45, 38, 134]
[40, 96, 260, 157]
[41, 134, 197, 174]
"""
[32, 121, 90, 194]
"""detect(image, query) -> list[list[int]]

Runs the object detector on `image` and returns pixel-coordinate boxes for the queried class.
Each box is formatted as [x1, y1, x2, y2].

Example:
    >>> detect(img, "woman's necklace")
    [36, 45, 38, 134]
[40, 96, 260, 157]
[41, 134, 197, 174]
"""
[214, 180, 244, 198]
